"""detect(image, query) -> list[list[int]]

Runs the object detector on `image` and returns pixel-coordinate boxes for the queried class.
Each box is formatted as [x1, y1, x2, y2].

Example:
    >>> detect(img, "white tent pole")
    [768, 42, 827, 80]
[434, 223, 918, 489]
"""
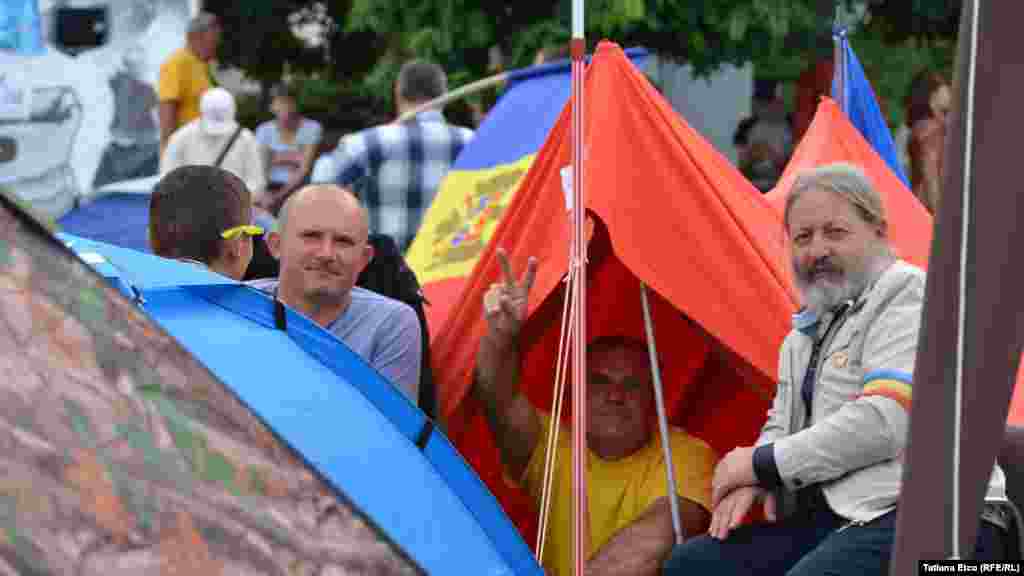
[640, 282, 685, 544]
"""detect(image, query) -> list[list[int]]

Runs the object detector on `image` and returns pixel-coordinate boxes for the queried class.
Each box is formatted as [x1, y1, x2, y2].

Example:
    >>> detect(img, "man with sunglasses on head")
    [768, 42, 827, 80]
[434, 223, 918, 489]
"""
[250, 184, 422, 403]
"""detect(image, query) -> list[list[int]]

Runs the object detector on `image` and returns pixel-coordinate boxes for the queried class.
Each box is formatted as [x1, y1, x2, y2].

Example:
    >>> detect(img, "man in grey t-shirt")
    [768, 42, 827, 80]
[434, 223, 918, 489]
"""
[250, 184, 421, 402]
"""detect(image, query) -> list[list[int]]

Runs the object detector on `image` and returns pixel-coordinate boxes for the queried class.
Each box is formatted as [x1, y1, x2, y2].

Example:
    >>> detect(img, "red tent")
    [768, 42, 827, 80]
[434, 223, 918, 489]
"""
[433, 42, 798, 543]
[766, 97, 933, 269]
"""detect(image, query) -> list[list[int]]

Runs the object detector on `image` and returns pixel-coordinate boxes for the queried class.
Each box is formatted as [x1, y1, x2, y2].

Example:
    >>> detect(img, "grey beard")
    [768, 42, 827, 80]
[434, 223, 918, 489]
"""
[800, 276, 865, 317]
[797, 251, 894, 317]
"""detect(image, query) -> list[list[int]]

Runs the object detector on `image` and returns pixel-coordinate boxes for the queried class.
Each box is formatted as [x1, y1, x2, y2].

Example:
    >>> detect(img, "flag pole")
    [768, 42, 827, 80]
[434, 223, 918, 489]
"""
[396, 71, 510, 123]
[640, 282, 685, 544]
[832, 3, 849, 114]
[570, 0, 589, 573]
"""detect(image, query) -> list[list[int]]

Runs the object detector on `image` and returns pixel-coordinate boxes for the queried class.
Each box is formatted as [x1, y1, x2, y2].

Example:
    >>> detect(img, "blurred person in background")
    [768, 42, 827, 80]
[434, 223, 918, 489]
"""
[904, 70, 951, 215]
[158, 11, 220, 156]
[255, 83, 322, 216]
[311, 60, 474, 251]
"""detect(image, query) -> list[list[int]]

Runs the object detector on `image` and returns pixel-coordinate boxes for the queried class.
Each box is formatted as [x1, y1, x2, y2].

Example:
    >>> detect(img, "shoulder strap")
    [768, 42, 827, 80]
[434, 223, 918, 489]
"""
[214, 126, 244, 168]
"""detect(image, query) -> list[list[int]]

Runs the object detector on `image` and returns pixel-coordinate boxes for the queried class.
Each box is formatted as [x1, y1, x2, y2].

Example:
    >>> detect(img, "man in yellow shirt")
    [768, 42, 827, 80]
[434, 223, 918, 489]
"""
[158, 12, 221, 157]
[474, 250, 717, 576]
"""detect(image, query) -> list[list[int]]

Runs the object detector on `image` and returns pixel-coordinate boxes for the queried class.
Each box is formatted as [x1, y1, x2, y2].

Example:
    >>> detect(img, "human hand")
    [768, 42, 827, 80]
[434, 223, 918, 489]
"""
[711, 446, 757, 508]
[482, 248, 537, 346]
[708, 486, 776, 540]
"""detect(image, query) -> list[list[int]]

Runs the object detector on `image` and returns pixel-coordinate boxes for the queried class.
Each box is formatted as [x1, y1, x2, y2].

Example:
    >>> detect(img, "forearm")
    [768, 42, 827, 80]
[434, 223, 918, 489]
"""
[158, 102, 177, 153]
[766, 398, 904, 489]
[585, 497, 683, 576]
[756, 396, 790, 447]
[472, 334, 537, 478]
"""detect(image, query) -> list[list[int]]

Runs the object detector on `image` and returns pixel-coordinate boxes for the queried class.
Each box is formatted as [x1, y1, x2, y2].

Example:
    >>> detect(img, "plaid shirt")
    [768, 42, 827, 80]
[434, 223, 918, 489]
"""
[315, 110, 474, 251]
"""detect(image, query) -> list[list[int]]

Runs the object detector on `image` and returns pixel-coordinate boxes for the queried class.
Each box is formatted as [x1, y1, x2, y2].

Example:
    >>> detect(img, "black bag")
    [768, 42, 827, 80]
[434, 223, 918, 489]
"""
[243, 233, 279, 281]
[357, 234, 436, 419]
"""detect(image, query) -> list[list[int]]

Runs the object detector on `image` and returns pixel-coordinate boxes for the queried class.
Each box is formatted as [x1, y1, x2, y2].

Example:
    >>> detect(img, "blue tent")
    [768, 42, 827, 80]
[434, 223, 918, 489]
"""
[60, 233, 543, 575]
[58, 176, 158, 253]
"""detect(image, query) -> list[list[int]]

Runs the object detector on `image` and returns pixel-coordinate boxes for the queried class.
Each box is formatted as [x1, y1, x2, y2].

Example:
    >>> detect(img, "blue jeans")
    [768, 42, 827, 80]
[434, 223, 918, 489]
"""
[663, 505, 1008, 576]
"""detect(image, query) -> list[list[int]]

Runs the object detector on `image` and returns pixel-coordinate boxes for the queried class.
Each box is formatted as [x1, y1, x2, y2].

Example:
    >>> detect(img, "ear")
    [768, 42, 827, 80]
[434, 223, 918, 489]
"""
[266, 231, 281, 260]
[221, 236, 241, 261]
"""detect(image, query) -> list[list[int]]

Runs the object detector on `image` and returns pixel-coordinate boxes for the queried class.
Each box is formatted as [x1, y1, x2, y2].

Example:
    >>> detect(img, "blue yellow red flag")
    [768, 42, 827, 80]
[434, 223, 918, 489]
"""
[406, 48, 649, 336]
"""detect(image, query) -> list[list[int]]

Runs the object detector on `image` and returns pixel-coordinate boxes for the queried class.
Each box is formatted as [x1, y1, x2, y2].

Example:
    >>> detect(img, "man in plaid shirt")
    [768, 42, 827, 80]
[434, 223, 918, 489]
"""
[312, 60, 474, 251]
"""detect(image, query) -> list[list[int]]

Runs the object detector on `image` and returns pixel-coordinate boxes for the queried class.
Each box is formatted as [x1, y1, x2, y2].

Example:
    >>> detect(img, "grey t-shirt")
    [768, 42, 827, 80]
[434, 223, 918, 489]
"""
[249, 281, 421, 403]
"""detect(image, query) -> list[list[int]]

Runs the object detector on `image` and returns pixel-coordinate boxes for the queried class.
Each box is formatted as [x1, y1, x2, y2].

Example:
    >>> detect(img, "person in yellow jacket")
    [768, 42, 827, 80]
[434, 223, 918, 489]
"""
[158, 12, 220, 157]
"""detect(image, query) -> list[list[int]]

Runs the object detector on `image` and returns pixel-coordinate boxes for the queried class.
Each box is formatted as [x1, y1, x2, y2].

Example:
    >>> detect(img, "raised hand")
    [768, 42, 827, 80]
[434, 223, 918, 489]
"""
[483, 248, 538, 344]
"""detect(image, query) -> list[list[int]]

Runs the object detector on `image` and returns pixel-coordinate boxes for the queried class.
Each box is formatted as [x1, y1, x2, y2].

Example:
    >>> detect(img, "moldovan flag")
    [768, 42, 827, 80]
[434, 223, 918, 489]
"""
[433, 41, 798, 560]
[406, 49, 649, 337]
[767, 97, 932, 268]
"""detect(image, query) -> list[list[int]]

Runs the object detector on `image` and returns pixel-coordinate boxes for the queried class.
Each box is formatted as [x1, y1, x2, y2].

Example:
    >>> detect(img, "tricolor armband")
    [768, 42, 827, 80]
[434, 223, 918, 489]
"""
[860, 370, 913, 412]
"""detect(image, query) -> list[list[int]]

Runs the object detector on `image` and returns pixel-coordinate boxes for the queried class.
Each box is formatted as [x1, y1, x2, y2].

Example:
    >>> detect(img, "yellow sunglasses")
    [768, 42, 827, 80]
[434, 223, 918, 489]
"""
[221, 224, 265, 240]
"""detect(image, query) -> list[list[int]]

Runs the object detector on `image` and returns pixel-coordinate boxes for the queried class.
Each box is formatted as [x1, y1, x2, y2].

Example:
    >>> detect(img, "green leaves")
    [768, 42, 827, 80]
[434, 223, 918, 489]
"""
[215, 0, 959, 131]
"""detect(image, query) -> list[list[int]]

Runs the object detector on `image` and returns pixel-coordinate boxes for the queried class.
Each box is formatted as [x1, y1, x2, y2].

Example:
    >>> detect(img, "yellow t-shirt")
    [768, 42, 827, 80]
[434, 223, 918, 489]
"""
[523, 413, 717, 576]
[158, 47, 212, 130]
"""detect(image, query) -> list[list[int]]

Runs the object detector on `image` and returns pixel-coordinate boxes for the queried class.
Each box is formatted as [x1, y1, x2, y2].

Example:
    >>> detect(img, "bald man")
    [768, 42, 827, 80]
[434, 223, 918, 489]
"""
[251, 184, 422, 401]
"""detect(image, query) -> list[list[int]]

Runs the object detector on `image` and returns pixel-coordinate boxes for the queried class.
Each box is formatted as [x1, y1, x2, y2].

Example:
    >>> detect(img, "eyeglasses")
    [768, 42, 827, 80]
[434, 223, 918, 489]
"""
[221, 224, 264, 240]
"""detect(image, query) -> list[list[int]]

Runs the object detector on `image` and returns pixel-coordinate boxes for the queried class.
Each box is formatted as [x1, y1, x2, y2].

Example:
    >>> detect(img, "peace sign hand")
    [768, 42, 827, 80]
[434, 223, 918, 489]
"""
[483, 248, 538, 345]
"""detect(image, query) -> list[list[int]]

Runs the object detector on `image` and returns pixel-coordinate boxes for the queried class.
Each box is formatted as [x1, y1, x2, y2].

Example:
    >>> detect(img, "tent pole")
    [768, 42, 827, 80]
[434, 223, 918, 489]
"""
[570, 0, 589, 572]
[640, 282, 685, 545]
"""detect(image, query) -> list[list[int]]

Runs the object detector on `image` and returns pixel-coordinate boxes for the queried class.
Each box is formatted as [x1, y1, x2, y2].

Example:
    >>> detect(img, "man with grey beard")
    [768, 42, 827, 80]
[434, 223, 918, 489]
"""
[663, 162, 1012, 575]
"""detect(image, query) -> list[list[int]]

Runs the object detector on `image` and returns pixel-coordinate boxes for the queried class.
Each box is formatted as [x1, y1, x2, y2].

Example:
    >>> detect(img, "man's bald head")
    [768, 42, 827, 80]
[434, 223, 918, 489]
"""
[277, 184, 369, 240]
[269, 184, 375, 321]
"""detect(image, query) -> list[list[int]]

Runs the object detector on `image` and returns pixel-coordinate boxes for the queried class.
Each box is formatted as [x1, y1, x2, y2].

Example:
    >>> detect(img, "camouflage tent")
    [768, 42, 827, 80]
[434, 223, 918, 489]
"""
[0, 189, 540, 574]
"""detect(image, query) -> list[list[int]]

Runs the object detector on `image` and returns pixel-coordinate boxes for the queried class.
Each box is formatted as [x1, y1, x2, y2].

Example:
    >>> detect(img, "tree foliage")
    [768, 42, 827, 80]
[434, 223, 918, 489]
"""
[208, 0, 962, 130]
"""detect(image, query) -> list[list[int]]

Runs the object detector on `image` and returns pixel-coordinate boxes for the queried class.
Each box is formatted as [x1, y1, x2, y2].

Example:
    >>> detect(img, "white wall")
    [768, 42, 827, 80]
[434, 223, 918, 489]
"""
[1, 0, 191, 218]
